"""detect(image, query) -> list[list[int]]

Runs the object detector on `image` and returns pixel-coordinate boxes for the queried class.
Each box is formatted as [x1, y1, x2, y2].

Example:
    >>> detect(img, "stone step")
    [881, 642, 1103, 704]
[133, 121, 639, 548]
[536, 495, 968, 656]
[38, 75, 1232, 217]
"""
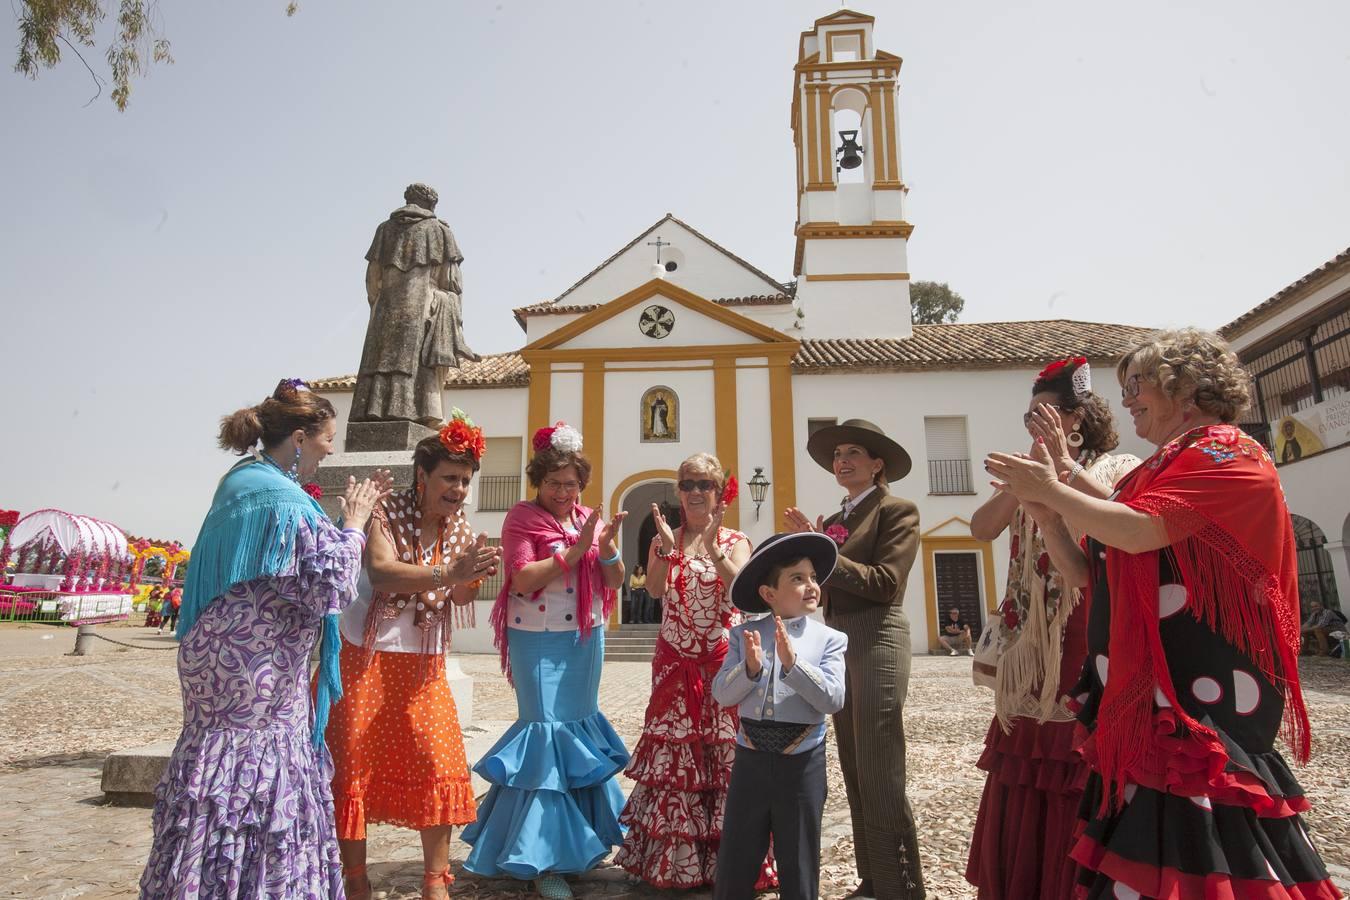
[604, 651, 656, 663]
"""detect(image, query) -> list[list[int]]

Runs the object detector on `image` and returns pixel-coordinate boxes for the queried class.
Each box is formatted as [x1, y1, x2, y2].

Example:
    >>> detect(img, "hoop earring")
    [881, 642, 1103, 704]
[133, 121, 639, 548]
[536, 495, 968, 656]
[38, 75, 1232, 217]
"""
[1066, 427, 1084, 448]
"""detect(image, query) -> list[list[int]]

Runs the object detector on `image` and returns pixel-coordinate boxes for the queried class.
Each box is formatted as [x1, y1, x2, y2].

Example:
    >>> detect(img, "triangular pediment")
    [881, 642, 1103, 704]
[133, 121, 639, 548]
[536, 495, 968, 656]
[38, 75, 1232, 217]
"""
[524, 279, 795, 353]
[815, 9, 875, 26]
[922, 516, 975, 539]
[541, 214, 785, 310]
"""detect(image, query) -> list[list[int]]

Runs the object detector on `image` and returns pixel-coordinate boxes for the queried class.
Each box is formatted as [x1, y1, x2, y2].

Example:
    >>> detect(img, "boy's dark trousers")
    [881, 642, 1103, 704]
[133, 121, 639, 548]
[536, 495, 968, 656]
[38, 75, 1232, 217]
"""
[713, 740, 827, 900]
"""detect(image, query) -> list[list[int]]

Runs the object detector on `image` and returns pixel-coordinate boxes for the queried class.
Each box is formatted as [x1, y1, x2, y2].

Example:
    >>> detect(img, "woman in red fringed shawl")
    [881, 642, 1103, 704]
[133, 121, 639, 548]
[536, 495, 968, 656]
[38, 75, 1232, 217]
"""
[461, 423, 630, 900]
[987, 328, 1340, 900]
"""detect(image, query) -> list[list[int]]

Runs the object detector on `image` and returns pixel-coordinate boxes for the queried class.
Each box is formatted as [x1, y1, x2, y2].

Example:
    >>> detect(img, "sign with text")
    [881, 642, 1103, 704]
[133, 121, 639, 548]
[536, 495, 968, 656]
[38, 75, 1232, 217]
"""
[1271, 393, 1350, 464]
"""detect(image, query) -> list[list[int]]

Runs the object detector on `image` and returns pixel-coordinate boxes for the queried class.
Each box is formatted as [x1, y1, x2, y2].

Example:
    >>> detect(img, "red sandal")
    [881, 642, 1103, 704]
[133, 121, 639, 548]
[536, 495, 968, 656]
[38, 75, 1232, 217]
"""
[422, 867, 454, 898]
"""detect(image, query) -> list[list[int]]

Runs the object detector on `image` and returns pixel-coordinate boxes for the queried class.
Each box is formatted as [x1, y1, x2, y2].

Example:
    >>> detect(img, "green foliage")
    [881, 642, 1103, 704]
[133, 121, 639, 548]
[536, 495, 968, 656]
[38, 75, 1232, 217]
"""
[910, 280, 965, 325]
[13, 1, 295, 110]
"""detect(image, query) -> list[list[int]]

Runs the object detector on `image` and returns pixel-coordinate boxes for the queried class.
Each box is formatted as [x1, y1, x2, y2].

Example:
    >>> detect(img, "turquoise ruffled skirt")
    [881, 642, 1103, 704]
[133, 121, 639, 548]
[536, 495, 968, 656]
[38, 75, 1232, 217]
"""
[462, 628, 629, 879]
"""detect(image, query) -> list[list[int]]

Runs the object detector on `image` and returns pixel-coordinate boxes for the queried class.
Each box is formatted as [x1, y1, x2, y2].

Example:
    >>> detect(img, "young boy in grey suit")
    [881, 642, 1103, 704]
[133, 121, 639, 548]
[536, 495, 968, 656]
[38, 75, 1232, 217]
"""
[712, 532, 849, 900]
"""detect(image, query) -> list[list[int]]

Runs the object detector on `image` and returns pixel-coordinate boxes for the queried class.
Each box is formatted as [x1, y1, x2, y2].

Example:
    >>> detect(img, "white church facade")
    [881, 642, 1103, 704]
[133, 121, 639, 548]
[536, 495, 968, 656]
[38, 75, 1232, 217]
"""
[314, 10, 1155, 653]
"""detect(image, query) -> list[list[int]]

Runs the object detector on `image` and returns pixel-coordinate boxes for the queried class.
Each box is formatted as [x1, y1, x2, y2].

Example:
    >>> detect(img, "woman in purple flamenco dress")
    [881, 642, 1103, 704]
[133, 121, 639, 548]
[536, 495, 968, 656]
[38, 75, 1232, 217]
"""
[139, 381, 389, 899]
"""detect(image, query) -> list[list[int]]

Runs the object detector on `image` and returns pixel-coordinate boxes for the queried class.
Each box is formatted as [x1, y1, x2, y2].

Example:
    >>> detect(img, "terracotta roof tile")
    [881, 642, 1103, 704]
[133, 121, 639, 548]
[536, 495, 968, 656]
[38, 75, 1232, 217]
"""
[315, 320, 1155, 389]
[1219, 247, 1350, 341]
[792, 320, 1157, 372]
[310, 352, 529, 391]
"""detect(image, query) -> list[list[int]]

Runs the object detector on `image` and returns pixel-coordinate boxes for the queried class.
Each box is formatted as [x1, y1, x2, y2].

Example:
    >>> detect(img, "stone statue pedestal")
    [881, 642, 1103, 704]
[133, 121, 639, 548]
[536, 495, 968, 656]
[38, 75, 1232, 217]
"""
[345, 420, 436, 453]
[314, 420, 435, 519]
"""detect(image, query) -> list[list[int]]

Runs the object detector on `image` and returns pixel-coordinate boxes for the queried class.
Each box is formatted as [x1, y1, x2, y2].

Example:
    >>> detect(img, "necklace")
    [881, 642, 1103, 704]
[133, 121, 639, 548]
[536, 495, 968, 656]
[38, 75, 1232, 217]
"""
[259, 450, 300, 483]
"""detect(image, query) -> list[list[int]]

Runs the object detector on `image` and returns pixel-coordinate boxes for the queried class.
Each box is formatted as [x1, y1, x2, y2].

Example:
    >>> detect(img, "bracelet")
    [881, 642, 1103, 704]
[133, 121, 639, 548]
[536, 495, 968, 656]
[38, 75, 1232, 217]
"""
[341, 527, 367, 544]
[430, 564, 444, 588]
[653, 544, 673, 560]
[599, 551, 621, 566]
[710, 551, 726, 563]
[1066, 462, 1085, 485]
[553, 551, 571, 573]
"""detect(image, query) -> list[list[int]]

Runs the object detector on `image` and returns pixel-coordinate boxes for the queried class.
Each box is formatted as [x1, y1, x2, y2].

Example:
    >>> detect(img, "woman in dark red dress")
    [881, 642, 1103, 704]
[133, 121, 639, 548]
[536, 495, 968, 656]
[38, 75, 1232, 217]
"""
[966, 357, 1138, 899]
[988, 328, 1340, 899]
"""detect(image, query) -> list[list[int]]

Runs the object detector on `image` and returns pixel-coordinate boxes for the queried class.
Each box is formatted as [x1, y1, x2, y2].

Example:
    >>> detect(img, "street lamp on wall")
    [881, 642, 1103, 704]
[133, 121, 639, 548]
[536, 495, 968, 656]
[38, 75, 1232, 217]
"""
[747, 467, 771, 520]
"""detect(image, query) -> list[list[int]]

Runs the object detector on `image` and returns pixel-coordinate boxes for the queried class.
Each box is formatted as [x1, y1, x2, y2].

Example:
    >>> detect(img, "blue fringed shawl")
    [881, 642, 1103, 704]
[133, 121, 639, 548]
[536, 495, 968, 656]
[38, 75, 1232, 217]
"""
[177, 458, 344, 749]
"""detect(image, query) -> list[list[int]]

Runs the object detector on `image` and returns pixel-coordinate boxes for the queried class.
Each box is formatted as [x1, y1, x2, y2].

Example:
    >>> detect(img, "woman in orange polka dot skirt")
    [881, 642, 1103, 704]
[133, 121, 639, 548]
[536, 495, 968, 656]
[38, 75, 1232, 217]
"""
[327, 411, 503, 900]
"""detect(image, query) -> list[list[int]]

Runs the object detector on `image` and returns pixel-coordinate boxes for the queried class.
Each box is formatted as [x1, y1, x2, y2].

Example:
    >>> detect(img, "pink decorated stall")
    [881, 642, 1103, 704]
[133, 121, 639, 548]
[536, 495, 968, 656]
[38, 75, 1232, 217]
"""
[0, 509, 135, 624]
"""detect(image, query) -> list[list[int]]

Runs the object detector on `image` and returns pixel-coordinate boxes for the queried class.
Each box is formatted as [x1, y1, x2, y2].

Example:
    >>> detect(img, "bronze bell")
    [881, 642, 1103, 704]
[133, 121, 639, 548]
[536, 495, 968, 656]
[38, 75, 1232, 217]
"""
[836, 130, 864, 170]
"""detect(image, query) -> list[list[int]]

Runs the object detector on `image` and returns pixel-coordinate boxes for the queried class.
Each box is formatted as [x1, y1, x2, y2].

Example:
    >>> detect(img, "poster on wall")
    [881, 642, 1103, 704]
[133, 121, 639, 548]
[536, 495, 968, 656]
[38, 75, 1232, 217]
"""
[1271, 393, 1350, 464]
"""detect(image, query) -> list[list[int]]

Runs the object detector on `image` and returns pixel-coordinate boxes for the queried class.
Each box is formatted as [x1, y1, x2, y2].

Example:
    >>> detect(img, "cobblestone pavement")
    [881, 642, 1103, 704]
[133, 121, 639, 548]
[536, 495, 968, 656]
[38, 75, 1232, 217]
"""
[0, 623, 1346, 898]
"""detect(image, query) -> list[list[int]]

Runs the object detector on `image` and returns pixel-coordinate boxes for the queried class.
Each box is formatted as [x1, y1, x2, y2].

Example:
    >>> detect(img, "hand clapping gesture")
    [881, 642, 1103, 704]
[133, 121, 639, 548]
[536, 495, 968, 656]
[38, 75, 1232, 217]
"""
[1025, 402, 1075, 478]
[774, 616, 797, 672]
[597, 509, 628, 556]
[651, 503, 676, 555]
[743, 628, 765, 678]
[985, 439, 1060, 505]
[784, 507, 823, 534]
[450, 532, 501, 583]
[339, 470, 393, 532]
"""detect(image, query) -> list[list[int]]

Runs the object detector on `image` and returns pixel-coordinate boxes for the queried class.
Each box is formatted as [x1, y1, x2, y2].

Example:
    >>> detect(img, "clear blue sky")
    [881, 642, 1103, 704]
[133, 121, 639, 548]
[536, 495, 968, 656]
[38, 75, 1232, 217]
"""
[2, 0, 1348, 541]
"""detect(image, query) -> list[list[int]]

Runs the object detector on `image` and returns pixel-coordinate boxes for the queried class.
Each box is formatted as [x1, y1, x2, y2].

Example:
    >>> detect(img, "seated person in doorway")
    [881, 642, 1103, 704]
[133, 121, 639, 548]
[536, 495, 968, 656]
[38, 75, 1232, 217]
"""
[1301, 600, 1345, 656]
[712, 532, 848, 900]
[937, 606, 973, 656]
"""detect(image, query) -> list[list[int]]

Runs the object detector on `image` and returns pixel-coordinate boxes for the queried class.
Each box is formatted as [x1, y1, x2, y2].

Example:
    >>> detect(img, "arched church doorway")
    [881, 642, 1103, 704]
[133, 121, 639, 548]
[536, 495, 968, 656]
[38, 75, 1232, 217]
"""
[619, 478, 681, 626]
[1292, 514, 1340, 613]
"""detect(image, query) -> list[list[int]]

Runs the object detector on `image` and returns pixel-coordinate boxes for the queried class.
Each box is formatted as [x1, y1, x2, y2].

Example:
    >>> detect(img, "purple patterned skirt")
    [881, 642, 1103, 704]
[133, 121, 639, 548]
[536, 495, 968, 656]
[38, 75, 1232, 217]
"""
[139, 580, 346, 899]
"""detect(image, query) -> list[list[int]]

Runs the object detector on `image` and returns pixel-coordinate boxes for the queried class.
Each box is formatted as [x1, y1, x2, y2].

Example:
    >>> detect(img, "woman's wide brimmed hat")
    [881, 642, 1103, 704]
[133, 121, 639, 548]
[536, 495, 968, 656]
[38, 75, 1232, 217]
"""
[730, 532, 838, 614]
[806, 418, 912, 482]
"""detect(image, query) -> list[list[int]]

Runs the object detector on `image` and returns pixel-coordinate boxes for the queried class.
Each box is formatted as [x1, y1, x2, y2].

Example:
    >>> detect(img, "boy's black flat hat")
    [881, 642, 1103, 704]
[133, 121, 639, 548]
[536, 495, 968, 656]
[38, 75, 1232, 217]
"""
[729, 532, 838, 614]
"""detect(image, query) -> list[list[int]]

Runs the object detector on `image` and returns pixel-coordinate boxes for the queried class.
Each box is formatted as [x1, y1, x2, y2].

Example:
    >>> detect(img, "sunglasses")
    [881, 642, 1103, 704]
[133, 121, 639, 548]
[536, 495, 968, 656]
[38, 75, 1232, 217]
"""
[678, 479, 719, 493]
[1022, 405, 1061, 427]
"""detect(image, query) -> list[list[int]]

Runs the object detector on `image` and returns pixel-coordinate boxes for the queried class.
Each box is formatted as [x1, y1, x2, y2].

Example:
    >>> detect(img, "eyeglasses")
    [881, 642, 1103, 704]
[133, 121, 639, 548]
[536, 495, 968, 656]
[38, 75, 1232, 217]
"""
[1022, 405, 1061, 427]
[542, 478, 581, 493]
[678, 479, 719, 493]
[1121, 374, 1145, 399]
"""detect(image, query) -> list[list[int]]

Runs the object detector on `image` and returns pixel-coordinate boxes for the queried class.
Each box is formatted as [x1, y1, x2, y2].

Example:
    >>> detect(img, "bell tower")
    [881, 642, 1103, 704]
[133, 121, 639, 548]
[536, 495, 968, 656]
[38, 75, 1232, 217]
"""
[792, 9, 914, 339]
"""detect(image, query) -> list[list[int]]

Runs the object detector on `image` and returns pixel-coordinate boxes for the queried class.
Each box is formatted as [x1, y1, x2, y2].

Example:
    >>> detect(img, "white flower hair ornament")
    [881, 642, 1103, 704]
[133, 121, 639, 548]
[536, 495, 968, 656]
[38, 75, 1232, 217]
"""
[532, 421, 584, 454]
[1071, 361, 1092, 399]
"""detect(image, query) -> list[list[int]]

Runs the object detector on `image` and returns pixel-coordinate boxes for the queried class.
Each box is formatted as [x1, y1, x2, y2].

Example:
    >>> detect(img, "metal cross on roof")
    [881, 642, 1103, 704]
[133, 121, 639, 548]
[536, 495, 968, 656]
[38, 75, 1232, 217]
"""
[646, 236, 671, 264]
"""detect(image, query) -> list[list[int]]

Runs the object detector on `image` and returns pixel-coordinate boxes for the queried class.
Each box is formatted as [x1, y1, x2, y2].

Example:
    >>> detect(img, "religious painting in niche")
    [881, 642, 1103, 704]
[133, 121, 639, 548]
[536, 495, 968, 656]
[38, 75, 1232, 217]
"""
[640, 386, 679, 443]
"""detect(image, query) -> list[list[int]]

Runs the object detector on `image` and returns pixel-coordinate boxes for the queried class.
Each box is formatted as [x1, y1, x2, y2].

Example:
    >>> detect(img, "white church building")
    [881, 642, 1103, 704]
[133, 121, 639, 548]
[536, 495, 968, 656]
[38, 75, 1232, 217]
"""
[314, 9, 1154, 653]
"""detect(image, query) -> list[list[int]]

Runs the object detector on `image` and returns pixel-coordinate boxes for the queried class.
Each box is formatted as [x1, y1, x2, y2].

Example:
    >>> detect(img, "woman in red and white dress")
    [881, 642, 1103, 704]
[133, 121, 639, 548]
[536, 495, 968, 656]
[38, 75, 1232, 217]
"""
[613, 453, 774, 890]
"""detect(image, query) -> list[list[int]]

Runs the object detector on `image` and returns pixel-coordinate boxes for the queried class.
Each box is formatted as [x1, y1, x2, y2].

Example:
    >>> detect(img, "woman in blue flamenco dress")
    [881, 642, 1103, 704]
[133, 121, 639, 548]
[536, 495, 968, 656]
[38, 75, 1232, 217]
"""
[139, 380, 389, 899]
[462, 422, 629, 899]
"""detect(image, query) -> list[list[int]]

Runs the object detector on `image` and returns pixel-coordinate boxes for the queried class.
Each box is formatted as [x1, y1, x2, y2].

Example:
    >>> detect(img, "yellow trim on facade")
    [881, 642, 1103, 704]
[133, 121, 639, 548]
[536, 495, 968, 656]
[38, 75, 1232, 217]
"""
[796, 222, 915, 239]
[883, 81, 899, 186]
[805, 84, 822, 188]
[523, 278, 796, 352]
[814, 9, 874, 27]
[826, 28, 867, 63]
[919, 524, 999, 651]
[607, 468, 680, 630]
[817, 86, 833, 188]
[869, 81, 886, 182]
[528, 343, 798, 366]
[767, 357, 796, 530]
[713, 360, 740, 531]
[581, 360, 605, 510]
[802, 272, 910, 282]
[526, 355, 551, 436]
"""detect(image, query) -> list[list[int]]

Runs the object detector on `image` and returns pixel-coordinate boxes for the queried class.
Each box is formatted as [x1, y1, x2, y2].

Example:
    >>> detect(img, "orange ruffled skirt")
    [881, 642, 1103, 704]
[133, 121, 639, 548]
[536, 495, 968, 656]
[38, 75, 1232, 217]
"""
[328, 638, 477, 840]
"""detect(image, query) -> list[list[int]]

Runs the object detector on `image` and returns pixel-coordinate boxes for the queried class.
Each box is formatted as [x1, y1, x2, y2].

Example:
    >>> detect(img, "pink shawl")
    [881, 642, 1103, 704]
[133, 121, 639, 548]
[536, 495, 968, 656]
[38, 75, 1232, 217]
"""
[488, 500, 616, 681]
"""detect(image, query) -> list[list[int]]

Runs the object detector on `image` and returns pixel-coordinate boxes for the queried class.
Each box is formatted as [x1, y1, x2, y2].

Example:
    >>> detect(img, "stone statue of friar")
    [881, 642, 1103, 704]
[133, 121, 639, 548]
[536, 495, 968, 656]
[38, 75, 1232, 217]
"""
[351, 183, 479, 426]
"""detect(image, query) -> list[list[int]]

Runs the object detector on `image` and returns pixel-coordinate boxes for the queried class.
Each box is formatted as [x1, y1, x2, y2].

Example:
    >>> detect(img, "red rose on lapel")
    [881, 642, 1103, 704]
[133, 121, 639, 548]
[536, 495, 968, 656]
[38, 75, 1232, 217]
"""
[825, 524, 849, 546]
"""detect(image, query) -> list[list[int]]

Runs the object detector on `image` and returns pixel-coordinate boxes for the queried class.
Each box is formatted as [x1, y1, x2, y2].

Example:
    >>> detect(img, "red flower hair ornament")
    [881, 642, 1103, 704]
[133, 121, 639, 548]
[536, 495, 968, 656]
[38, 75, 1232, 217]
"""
[1037, 356, 1092, 398]
[439, 408, 487, 461]
[720, 474, 739, 505]
[532, 421, 583, 454]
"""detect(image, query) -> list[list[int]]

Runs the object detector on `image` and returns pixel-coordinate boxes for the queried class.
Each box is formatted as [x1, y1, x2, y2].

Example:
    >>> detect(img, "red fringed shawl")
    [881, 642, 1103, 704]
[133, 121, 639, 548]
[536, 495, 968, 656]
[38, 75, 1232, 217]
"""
[1094, 425, 1309, 809]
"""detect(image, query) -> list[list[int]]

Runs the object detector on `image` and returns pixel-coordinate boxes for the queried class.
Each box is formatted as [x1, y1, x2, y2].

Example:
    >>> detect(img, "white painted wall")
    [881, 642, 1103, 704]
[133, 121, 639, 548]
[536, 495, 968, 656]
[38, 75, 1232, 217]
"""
[560, 219, 781, 310]
[1225, 268, 1350, 353]
[796, 279, 911, 339]
[734, 361, 777, 549]
[791, 368, 1153, 651]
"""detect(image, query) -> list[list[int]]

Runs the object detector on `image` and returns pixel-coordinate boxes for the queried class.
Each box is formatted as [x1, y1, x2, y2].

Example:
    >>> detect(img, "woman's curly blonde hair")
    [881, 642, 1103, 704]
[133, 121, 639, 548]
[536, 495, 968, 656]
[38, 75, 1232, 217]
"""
[678, 452, 726, 488]
[1116, 327, 1251, 423]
